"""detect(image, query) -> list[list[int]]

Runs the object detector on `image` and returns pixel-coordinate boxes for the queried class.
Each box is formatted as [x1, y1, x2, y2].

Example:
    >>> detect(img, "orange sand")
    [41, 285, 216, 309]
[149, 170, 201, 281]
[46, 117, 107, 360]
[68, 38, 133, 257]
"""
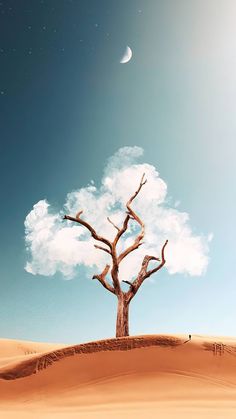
[0, 334, 236, 418]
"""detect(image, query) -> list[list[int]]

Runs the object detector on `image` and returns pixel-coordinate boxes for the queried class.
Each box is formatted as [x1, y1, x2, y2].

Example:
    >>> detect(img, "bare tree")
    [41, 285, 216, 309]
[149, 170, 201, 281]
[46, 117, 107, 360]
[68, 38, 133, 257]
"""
[64, 174, 168, 338]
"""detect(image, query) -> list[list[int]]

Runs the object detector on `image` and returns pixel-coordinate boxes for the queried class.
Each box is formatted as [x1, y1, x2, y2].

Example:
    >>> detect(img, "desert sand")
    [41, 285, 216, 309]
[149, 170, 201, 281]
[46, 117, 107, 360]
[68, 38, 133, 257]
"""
[0, 334, 236, 418]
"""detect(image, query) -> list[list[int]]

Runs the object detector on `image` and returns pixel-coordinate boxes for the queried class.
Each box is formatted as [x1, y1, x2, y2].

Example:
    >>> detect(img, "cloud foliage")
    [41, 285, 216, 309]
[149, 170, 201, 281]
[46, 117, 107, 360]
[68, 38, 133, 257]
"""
[25, 147, 211, 279]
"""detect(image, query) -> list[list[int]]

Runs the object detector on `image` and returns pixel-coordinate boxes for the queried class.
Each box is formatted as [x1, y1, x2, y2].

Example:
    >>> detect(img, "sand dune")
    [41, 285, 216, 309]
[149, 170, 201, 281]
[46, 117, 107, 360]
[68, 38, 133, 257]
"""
[0, 338, 66, 370]
[0, 334, 236, 418]
[0, 338, 65, 358]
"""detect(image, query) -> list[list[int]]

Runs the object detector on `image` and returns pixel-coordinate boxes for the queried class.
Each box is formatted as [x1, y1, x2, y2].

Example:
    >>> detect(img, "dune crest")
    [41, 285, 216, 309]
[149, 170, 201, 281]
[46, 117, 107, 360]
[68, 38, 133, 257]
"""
[0, 335, 181, 380]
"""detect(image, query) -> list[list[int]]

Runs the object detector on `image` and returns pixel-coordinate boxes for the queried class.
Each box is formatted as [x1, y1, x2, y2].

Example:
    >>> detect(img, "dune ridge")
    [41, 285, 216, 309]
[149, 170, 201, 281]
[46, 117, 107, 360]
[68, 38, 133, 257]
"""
[0, 335, 181, 380]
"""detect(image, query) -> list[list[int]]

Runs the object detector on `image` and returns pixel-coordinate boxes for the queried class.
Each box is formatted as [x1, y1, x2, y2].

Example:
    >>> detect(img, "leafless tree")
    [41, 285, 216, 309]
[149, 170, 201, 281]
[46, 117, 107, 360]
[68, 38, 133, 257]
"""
[64, 174, 168, 338]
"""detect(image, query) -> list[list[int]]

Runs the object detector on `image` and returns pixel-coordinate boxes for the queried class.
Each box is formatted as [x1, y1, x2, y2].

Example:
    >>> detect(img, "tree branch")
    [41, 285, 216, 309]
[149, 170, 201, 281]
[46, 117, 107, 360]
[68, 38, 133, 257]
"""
[126, 240, 168, 301]
[110, 249, 121, 294]
[94, 244, 111, 255]
[63, 213, 121, 294]
[92, 264, 115, 294]
[107, 217, 120, 232]
[145, 240, 168, 278]
[122, 280, 134, 289]
[117, 174, 147, 263]
[113, 214, 130, 247]
[63, 213, 112, 250]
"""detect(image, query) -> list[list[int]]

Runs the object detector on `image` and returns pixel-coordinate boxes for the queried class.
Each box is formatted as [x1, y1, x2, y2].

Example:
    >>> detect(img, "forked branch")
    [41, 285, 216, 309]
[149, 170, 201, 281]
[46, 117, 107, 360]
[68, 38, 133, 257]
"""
[145, 240, 168, 278]
[107, 217, 120, 232]
[122, 280, 134, 289]
[92, 264, 115, 294]
[113, 214, 130, 246]
[63, 212, 120, 293]
[126, 239, 168, 301]
[63, 212, 112, 250]
[118, 173, 147, 263]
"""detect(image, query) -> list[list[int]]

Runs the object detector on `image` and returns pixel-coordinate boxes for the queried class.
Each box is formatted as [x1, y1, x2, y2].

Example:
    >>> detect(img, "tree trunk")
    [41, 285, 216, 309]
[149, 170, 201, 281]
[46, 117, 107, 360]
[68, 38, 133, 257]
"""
[116, 294, 130, 337]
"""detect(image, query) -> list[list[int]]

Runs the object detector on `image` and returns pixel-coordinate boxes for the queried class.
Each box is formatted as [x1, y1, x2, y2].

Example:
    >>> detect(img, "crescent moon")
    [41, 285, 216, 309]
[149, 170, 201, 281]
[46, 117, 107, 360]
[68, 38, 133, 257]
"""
[120, 46, 132, 64]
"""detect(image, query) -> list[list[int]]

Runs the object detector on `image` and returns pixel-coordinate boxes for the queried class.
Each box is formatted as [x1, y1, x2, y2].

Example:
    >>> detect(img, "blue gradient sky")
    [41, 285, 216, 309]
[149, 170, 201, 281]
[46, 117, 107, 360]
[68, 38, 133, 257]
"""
[0, 0, 235, 343]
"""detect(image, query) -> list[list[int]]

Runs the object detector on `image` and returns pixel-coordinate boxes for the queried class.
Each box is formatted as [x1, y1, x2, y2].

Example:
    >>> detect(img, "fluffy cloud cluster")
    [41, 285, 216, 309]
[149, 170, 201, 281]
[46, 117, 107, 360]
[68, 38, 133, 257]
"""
[24, 147, 212, 279]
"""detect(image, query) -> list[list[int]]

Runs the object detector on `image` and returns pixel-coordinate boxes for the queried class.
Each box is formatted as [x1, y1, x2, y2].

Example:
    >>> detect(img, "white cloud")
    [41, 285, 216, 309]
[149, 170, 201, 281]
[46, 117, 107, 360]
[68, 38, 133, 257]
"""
[24, 147, 211, 280]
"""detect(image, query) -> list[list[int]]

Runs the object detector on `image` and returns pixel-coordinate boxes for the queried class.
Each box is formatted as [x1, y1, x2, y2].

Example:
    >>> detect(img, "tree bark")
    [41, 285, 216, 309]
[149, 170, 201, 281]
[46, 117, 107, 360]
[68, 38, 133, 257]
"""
[116, 294, 130, 337]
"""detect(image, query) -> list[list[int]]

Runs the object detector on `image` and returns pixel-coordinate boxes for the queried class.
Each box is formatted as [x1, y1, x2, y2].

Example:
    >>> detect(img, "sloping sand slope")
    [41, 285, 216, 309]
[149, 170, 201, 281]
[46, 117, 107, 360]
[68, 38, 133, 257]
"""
[0, 338, 65, 357]
[0, 335, 236, 418]
[0, 338, 66, 369]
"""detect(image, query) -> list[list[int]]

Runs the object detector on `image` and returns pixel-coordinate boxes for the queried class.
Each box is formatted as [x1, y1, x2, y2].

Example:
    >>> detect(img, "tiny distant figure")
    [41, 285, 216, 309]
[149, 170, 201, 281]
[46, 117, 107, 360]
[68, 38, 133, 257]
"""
[189, 334, 192, 341]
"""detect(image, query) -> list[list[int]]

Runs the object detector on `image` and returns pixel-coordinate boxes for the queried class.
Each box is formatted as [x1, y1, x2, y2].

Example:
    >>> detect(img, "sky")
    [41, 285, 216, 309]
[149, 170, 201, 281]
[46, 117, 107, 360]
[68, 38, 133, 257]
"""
[0, 0, 236, 344]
